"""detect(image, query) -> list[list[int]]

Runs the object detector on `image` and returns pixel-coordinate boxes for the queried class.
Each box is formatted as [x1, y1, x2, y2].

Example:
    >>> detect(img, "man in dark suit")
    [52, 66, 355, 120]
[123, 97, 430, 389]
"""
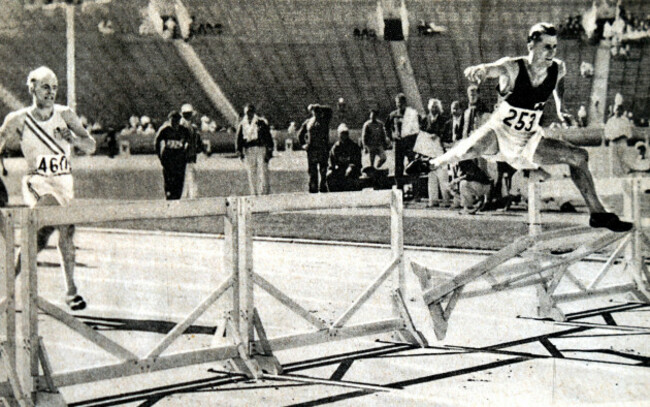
[298, 104, 333, 193]
[444, 100, 464, 145]
[462, 85, 490, 139]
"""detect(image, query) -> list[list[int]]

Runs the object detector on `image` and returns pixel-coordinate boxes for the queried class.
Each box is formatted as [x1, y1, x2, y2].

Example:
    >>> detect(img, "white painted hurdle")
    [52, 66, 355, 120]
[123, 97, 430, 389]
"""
[412, 177, 650, 340]
[219, 189, 426, 380]
[0, 189, 427, 406]
[0, 198, 235, 406]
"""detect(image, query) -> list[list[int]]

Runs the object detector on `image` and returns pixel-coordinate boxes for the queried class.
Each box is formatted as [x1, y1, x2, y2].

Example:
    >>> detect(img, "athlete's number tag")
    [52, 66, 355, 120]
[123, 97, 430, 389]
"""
[502, 108, 540, 132]
[36, 154, 70, 176]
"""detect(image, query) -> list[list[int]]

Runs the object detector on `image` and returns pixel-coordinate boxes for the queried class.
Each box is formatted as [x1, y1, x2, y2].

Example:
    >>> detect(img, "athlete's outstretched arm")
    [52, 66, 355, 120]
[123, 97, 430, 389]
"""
[464, 57, 512, 84]
[61, 108, 96, 154]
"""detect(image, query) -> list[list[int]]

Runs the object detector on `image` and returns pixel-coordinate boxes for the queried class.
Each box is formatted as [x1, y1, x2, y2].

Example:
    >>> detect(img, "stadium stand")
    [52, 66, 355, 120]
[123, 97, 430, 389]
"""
[0, 0, 224, 129]
[607, 43, 650, 122]
[1, 0, 642, 132]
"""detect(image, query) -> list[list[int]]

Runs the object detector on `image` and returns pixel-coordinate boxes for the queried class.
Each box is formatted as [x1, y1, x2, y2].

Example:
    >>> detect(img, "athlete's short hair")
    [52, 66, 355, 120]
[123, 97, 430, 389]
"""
[527, 23, 557, 44]
[26, 66, 57, 92]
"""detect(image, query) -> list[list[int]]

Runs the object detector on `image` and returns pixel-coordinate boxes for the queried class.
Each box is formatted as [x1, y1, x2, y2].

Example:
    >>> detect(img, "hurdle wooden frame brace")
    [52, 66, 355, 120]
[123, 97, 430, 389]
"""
[412, 178, 650, 340]
[0, 198, 241, 407]
[0, 189, 427, 406]
[218, 189, 427, 382]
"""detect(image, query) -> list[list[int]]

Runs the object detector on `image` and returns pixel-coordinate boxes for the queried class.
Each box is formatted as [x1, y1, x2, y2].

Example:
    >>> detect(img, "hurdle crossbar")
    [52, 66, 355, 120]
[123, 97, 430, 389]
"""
[35, 197, 229, 226]
[247, 190, 394, 213]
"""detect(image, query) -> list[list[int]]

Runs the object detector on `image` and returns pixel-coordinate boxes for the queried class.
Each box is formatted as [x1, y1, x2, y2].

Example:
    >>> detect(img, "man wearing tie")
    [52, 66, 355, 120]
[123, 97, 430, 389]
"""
[462, 85, 489, 139]
[445, 100, 464, 145]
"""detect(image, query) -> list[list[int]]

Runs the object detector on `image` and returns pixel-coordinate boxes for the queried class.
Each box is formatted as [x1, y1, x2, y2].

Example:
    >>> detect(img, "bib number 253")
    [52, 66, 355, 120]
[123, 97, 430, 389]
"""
[36, 155, 70, 176]
[502, 109, 537, 132]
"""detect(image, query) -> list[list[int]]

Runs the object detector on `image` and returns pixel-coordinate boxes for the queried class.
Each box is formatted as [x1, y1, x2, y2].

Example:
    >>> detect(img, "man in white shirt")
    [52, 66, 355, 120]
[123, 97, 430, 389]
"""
[235, 104, 274, 195]
[605, 104, 634, 176]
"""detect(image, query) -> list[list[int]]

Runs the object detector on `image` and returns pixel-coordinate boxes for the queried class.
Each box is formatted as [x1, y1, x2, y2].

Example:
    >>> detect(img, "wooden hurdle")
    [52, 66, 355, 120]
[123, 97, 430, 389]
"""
[412, 177, 650, 340]
[1, 198, 240, 406]
[219, 189, 427, 381]
[0, 189, 427, 405]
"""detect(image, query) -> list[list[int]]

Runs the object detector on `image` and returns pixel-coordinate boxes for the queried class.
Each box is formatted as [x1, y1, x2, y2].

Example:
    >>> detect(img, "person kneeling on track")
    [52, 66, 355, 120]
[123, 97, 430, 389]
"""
[326, 124, 362, 192]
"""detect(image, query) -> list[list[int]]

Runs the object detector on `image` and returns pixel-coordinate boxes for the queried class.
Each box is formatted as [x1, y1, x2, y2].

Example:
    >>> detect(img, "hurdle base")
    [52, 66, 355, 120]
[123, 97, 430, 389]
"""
[390, 291, 428, 347]
[35, 391, 66, 407]
[536, 285, 566, 321]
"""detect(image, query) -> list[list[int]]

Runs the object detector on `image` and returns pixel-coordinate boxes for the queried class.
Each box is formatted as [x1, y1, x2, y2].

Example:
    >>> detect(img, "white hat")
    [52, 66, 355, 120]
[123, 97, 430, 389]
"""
[140, 115, 151, 125]
[201, 115, 210, 122]
[635, 141, 647, 150]
[181, 103, 194, 114]
[337, 123, 349, 133]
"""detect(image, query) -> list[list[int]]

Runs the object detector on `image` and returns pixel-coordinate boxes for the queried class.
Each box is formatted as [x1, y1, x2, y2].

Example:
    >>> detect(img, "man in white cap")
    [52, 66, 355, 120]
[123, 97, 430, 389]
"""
[180, 103, 203, 198]
[326, 123, 362, 192]
[0, 66, 96, 311]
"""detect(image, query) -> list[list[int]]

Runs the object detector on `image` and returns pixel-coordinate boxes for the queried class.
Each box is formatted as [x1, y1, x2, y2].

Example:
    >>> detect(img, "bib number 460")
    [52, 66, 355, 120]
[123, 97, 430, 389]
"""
[37, 155, 70, 175]
[503, 109, 537, 132]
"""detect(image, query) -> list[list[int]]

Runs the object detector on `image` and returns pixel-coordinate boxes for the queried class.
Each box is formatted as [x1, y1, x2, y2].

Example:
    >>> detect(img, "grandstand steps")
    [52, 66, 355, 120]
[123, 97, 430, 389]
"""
[174, 41, 239, 126]
[389, 41, 424, 112]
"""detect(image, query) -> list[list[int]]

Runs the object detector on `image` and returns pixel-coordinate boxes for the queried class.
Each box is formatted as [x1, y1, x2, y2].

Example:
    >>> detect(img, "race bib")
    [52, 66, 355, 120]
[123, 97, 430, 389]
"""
[36, 154, 71, 176]
[165, 139, 185, 149]
[499, 104, 542, 133]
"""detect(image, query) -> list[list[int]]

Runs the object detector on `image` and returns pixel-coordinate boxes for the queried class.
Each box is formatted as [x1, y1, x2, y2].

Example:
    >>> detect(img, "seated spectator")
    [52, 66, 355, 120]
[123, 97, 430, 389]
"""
[450, 159, 492, 214]
[139, 115, 156, 136]
[580, 61, 594, 78]
[200, 115, 212, 133]
[326, 124, 362, 192]
[162, 16, 177, 40]
[105, 127, 118, 159]
[98, 19, 115, 35]
[577, 105, 588, 127]
[417, 20, 429, 36]
[353, 28, 361, 37]
[627, 142, 650, 175]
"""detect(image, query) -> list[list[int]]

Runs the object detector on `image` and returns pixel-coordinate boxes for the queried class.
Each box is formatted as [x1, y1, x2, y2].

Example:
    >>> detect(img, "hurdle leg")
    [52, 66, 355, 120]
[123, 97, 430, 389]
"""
[624, 179, 650, 301]
[0, 211, 22, 407]
[19, 211, 39, 404]
[528, 182, 542, 236]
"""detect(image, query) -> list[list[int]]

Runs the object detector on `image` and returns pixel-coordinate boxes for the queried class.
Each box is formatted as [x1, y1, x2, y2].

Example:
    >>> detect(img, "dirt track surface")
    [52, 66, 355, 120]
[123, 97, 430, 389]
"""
[24, 228, 650, 407]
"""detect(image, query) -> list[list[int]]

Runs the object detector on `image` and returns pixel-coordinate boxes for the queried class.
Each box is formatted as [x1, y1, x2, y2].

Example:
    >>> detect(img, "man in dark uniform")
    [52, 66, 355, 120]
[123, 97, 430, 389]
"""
[430, 22, 631, 232]
[155, 111, 189, 200]
[298, 104, 333, 193]
[327, 123, 362, 192]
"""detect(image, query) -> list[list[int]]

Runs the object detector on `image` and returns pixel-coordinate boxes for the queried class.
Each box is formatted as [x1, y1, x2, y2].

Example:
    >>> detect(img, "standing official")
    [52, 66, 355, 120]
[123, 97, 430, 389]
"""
[385, 93, 420, 189]
[298, 104, 333, 193]
[155, 111, 189, 200]
[180, 103, 202, 198]
[236, 104, 274, 195]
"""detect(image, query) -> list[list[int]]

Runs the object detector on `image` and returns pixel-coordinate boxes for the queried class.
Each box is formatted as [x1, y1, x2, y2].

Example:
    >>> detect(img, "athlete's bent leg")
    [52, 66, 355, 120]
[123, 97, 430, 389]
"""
[533, 138, 632, 232]
[431, 125, 499, 168]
